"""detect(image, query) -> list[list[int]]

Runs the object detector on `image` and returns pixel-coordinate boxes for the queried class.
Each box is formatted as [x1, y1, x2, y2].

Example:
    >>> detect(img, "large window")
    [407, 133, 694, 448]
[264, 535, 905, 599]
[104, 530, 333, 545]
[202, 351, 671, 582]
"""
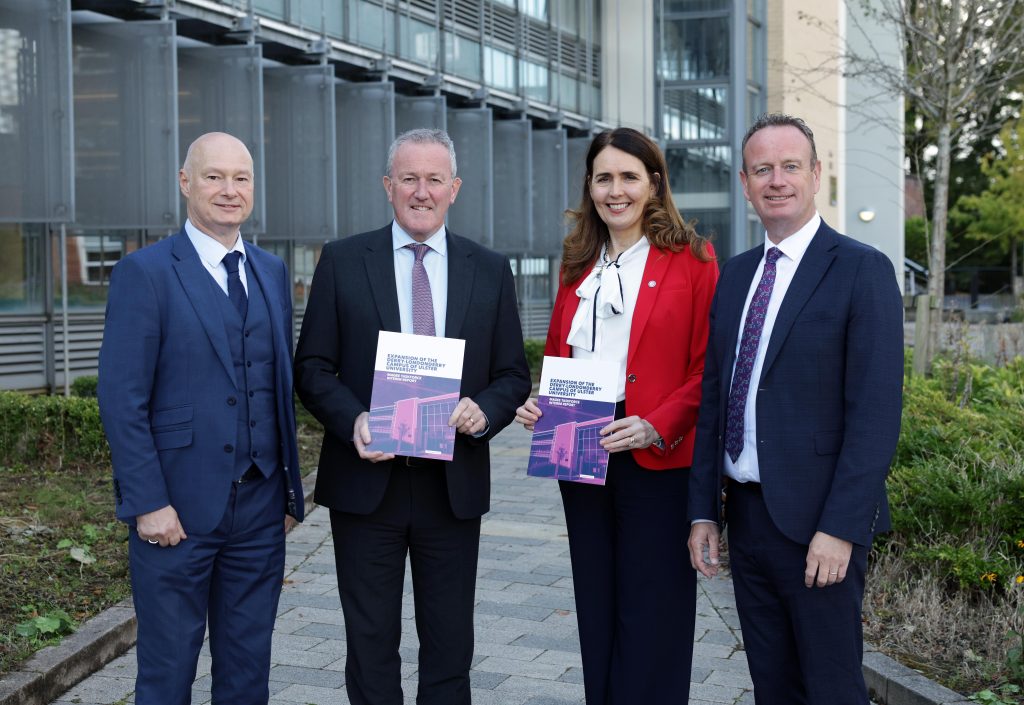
[0, 224, 45, 313]
[667, 146, 732, 195]
[662, 87, 727, 141]
[56, 231, 143, 309]
[659, 17, 729, 81]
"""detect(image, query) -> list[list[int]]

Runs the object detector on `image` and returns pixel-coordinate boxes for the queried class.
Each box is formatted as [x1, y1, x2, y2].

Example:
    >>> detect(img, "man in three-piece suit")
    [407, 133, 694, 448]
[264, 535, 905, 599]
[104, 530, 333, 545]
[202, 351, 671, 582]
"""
[98, 132, 303, 705]
[294, 128, 531, 705]
[687, 114, 904, 704]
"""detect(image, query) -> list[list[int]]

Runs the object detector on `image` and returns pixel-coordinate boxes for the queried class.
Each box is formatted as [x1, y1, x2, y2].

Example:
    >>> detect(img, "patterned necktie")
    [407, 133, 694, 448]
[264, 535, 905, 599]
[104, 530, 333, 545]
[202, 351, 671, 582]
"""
[725, 247, 782, 463]
[405, 243, 435, 336]
[222, 251, 248, 320]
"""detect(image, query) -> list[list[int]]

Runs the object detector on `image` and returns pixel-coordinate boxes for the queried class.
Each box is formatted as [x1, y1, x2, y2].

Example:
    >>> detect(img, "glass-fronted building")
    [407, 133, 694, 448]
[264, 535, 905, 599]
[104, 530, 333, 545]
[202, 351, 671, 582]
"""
[0, 0, 611, 392]
[656, 0, 766, 261]
[0, 0, 902, 392]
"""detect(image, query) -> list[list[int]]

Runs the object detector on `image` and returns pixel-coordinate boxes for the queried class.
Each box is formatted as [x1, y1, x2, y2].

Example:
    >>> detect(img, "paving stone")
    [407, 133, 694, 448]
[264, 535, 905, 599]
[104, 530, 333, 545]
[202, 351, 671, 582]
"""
[476, 601, 555, 622]
[475, 656, 567, 680]
[268, 664, 345, 688]
[471, 670, 511, 690]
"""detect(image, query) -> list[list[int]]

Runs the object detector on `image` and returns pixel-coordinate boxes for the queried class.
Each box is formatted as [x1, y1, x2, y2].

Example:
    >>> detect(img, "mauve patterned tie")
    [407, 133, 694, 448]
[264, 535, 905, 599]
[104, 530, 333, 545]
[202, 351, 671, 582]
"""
[405, 243, 435, 336]
[725, 247, 782, 463]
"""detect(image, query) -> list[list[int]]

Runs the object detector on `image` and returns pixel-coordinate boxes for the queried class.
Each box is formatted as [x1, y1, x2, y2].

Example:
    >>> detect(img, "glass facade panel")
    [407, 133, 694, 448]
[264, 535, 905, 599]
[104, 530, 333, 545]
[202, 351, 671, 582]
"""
[666, 145, 732, 194]
[0, 223, 44, 312]
[395, 94, 447, 133]
[520, 60, 548, 102]
[662, 87, 727, 141]
[0, 0, 74, 223]
[659, 17, 729, 81]
[664, 0, 730, 11]
[523, 0, 547, 21]
[73, 21, 179, 229]
[447, 108, 493, 246]
[336, 81, 395, 236]
[557, 74, 580, 113]
[263, 65, 337, 241]
[485, 46, 516, 91]
[493, 119, 532, 253]
[253, 0, 285, 20]
[352, 2, 395, 52]
[398, 15, 438, 66]
[295, 0, 344, 36]
[552, 0, 578, 32]
[178, 45, 266, 234]
[445, 32, 481, 80]
[292, 242, 322, 309]
[685, 209, 730, 257]
[532, 129, 568, 256]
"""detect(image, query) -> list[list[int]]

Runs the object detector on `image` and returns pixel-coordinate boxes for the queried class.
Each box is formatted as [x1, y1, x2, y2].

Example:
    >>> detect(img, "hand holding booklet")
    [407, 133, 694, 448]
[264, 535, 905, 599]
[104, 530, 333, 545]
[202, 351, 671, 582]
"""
[367, 331, 465, 461]
[527, 356, 618, 485]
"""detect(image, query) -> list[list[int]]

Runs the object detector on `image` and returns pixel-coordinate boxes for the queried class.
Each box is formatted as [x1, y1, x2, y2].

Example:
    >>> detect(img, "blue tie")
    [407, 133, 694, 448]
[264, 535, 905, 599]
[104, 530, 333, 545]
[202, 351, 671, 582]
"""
[222, 251, 248, 320]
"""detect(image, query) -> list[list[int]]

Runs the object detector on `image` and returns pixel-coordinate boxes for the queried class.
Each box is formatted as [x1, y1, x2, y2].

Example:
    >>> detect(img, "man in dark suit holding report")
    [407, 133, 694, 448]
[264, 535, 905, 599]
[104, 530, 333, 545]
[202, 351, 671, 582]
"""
[687, 114, 904, 704]
[294, 128, 531, 705]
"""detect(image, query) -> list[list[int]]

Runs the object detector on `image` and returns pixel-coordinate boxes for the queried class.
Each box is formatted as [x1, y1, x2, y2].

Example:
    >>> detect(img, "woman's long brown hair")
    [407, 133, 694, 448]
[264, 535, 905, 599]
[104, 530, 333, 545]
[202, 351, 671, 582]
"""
[561, 128, 713, 286]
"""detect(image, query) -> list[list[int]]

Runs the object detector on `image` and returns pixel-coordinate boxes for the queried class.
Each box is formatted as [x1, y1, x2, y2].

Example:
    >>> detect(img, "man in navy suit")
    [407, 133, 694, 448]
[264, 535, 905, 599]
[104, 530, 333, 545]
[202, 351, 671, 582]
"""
[687, 114, 903, 704]
[294, 129, 531, 705]
[98, 132, 303, 705]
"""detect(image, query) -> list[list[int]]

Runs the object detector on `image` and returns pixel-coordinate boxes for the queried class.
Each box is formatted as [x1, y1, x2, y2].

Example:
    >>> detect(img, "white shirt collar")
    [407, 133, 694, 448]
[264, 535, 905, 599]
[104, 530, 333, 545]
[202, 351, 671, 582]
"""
[185, 219, 245, 268]
[391, 221, 447, 257]
[764, 212, 820, 265]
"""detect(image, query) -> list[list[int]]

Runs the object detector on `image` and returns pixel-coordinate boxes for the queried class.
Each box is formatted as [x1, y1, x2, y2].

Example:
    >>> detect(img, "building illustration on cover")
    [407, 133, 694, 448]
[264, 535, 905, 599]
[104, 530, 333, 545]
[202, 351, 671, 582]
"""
[527, 400, 613, 485]
[368, 390, 459, 459]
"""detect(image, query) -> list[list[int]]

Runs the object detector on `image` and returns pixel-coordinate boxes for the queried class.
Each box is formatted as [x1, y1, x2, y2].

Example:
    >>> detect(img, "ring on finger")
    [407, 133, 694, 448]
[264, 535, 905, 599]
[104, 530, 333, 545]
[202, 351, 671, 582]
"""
[147, 539, 159, 545]
[628, 435, 636, 446]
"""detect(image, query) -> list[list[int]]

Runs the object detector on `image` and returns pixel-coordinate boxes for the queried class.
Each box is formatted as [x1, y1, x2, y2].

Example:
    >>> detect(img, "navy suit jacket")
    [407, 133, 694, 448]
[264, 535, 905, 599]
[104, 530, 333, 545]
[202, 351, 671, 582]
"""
[98, 228, 304, 534]
[688, 221, 903, 547]
[294, 225, 532, 520]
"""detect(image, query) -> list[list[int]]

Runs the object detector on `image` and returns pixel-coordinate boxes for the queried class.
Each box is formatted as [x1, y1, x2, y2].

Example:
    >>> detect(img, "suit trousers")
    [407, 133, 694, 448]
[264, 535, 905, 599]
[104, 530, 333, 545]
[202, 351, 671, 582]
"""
[129, 469, 286, 705]
[727, 481, 870, 705]
[558, 445, 695, 705]
[330, 461, 481, 705]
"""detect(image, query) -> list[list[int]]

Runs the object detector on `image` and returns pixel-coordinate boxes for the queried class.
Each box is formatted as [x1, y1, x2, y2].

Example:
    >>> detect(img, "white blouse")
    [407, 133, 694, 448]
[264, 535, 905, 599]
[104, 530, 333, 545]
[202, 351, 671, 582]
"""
[567, 237, 650, 401]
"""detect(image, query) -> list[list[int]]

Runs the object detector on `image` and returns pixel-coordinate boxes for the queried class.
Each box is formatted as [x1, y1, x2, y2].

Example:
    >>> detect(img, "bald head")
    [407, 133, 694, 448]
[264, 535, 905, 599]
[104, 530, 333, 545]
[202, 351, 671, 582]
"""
[179, 132, 255, 245]
[182, 132, 253, 180]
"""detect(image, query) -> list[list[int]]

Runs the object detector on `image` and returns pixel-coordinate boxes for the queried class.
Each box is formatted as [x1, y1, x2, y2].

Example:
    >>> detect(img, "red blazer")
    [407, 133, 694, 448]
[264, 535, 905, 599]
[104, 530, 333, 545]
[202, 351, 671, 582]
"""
[545, 245, 719, 470]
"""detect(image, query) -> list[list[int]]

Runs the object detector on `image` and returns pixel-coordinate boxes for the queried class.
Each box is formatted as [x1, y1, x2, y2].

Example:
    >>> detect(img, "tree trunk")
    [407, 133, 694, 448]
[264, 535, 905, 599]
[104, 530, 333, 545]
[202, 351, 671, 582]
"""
[926, 120, 953, 367]
[1013, 238, 1021, 299]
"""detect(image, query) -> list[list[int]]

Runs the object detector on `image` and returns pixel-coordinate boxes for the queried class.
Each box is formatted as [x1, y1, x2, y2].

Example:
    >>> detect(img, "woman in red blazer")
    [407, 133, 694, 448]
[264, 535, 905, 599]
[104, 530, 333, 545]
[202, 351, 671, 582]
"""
[516, 128, 718, 704]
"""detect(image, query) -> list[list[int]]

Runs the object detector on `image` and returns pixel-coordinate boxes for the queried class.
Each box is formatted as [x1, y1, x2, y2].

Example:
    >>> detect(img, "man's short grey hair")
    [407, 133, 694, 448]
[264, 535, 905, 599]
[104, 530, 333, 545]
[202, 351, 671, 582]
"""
[386, 128, 458, 178]
[741, 113, 818, 170]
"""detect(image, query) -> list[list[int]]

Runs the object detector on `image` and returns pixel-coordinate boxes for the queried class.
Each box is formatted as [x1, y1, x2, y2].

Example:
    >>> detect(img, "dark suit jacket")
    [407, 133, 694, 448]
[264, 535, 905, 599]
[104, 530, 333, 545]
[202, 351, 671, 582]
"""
[98, 229, 304, 534]
[544, 245, 719, 469]
[294, 225, 532, 520]
[688, 221, 903, 547]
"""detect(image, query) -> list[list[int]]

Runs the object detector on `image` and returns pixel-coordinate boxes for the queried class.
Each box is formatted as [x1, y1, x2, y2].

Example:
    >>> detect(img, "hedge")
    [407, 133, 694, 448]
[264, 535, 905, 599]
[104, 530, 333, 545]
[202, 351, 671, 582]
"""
[0, 391, 110, 469]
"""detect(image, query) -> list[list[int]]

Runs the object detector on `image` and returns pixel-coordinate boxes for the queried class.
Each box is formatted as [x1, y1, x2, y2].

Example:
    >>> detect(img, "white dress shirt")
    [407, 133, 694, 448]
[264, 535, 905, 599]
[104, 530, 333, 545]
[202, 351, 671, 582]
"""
[185, 219, 248, 295]
[570, 236, 650, 402]
[392, 222, 448, 337]
[725, 214, 820, 483]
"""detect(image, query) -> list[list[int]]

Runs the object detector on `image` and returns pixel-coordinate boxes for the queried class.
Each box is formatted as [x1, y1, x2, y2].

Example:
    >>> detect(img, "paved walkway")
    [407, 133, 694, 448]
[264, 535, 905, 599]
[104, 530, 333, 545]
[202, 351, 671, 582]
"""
[50, 428, 754, 704]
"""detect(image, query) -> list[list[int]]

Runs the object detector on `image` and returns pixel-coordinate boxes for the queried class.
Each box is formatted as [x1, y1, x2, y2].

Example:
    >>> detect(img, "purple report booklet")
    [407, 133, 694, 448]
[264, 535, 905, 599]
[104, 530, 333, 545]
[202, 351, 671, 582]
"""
[367, 331, 465, 461]
[527, 356, 618, 485]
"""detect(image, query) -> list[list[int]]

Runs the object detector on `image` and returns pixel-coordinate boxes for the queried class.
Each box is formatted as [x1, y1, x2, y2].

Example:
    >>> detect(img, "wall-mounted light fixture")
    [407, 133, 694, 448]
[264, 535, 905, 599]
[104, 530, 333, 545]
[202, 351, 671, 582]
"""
[857, 209, 876, 223]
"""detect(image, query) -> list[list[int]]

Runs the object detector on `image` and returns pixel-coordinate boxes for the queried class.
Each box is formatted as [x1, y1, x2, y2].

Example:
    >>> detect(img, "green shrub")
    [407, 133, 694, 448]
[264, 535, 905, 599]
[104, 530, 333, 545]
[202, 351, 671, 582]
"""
[885, 357, 1024, 595]
[0, 391, 110, 468]
[524, 338, 545, 380]
[70, 375, 98, 398]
